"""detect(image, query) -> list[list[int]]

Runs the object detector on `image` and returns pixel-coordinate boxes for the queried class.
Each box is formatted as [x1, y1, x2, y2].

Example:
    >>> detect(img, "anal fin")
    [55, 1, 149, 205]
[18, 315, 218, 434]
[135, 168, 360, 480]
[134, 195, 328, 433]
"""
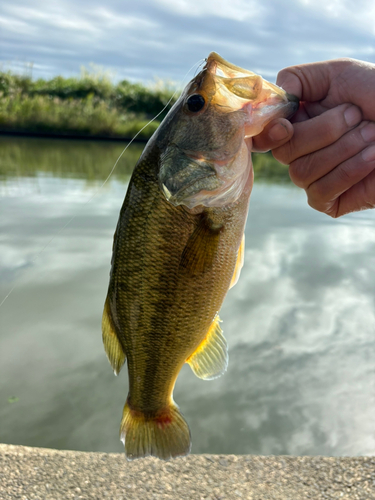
[186, 314, 228, 380]
[102, 297, 126, 376]
[229, 234, 245, 289]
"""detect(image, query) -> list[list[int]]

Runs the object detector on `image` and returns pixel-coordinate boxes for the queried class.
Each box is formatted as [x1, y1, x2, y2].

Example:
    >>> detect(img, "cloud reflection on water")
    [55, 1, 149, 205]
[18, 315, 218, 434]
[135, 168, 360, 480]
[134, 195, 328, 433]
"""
[0, 174, 374, 456]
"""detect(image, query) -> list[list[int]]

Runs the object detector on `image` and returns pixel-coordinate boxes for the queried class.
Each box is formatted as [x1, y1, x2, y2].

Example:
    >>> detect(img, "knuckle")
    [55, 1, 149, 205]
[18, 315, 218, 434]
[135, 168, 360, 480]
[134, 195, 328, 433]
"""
[314, 104, 358, 147]
[272, 146, 288, 165]
[288, 161, 300, 185]
[325, 199, 341, 218]
[307, 180, 329, 207]
[333, 57, 356, 68]
[306, 195, 322, 213]
[288, 155, 315, 188]
[340, 130, 359, 157]
[361, 177, 375, 209]
[336, 163, 355, 185]
[306, 189, 337, 217]
[272, 140, 295, 165]
[324, 111, 347, 142]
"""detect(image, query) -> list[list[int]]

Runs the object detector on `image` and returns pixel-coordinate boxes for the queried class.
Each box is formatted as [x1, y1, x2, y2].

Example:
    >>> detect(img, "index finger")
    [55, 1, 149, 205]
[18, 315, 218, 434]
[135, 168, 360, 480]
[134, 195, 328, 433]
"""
[272, 103, 362, 165]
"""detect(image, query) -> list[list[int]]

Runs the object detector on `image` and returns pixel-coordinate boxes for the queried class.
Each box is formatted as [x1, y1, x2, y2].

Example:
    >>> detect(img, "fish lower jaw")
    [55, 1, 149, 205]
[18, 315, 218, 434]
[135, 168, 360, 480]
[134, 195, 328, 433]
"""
[243, 99, 298, 137]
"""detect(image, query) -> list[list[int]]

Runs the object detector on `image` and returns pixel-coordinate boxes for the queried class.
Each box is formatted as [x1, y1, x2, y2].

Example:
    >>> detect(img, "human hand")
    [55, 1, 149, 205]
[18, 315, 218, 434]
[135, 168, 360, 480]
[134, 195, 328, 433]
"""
[258, 59, 375, 217]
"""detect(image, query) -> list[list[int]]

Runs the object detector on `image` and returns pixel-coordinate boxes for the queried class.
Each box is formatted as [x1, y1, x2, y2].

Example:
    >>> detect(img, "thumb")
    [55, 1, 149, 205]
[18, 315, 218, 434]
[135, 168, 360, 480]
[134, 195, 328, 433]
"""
[276, 61, 333, 102]
[276, 70, 303, 99]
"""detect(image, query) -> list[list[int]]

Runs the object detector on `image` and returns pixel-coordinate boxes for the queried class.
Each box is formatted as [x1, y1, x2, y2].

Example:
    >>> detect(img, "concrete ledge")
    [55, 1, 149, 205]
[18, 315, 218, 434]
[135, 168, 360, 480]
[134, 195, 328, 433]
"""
[0, 444, 374, 499]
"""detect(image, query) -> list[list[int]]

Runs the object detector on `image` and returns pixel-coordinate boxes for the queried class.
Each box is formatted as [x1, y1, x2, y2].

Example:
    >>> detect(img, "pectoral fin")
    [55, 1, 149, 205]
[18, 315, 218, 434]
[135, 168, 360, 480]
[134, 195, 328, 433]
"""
[186, 314, 228, 380]
[180, 216, 222, 275]
[102, 297, 126, 376]
[229, 234, 245, 289]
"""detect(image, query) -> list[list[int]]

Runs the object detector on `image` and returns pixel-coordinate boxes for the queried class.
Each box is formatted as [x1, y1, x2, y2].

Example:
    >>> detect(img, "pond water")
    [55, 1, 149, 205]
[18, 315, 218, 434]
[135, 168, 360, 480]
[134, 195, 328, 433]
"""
[0, 136, 374, 457]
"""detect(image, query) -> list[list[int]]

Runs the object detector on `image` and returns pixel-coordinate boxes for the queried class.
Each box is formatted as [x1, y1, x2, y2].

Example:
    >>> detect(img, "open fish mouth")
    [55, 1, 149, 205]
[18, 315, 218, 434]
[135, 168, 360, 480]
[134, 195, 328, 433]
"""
[205, 52, 299, 132]
[251, 94, 299, 121]
[205, 51, 299, 104]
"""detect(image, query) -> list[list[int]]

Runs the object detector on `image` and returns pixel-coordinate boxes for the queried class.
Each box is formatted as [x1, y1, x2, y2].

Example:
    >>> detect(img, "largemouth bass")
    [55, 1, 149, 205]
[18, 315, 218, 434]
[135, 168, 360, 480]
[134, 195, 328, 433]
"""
[102, 52, 298, 461]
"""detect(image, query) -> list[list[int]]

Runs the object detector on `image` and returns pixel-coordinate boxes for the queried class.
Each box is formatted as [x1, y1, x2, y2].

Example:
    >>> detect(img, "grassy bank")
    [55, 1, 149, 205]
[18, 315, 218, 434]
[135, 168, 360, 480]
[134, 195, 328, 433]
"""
[0, 69, 177, 140]
[0, 69, 290, 180]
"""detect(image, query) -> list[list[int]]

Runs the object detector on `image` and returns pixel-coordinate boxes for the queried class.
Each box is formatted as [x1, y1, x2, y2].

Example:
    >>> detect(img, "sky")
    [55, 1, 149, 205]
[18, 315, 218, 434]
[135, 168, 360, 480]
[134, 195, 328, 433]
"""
[1, 0, 375, 85]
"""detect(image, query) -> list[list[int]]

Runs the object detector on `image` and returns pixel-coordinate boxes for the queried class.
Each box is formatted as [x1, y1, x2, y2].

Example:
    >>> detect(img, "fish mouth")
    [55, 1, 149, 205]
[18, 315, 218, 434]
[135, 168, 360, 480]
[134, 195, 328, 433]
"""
[285, 92, 299, 117]
[247, 90, 299, 127]
[204, 52, 299, 132]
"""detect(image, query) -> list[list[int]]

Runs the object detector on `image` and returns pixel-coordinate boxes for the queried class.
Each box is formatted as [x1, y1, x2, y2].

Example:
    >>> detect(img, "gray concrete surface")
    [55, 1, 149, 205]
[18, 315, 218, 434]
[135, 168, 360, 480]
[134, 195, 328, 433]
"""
[0, 444, 374, 499]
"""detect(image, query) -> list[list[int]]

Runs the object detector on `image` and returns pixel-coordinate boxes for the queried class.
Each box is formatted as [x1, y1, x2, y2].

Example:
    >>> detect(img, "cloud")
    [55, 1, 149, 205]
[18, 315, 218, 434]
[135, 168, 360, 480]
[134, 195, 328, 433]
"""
[177, 184, 375, 456]
[1, 0, 374, 83]
[156, 0, 266, 21]
[297, 0, 375, 34]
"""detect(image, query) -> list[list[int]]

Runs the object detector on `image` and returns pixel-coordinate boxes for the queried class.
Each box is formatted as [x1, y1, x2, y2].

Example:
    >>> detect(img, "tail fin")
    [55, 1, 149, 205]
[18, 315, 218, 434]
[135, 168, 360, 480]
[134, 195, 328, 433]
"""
[120, 400, 191, 461]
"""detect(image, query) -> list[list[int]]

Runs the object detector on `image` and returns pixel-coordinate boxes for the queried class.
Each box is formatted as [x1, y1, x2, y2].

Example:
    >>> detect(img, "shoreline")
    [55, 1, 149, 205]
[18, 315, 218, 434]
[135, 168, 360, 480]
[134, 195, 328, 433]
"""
[1, 443, 373, 499]
[0, 129, 149, 143]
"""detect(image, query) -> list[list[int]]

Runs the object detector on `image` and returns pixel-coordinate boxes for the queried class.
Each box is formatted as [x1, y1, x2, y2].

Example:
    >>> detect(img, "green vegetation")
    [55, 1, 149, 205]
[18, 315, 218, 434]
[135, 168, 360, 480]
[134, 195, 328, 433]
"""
[0, 68, 177, 139]
[7, 396, 19, 404]
[0, 68, 290, 181]
[252, 151, 290, 182]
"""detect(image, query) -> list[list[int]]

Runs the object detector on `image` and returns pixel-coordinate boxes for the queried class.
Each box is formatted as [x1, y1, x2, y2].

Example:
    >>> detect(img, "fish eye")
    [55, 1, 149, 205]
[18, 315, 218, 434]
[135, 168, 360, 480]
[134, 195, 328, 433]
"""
[186, 94, 205, 112]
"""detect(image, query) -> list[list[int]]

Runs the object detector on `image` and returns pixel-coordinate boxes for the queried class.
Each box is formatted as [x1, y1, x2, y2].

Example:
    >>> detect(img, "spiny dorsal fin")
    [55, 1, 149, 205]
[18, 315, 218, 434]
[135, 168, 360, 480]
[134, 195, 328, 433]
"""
[186, 314, 228, 380]
[180, 216, 222, 275]
[229, 234, 245, 289]
[102, 297, 126, 376]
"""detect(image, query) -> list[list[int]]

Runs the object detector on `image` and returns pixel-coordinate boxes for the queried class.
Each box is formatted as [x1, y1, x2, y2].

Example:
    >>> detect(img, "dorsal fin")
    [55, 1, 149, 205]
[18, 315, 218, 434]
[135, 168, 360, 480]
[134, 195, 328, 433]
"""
[229, 234, 245, 289]
[186, 314, 228, 380]
[102, 297, 126, 376]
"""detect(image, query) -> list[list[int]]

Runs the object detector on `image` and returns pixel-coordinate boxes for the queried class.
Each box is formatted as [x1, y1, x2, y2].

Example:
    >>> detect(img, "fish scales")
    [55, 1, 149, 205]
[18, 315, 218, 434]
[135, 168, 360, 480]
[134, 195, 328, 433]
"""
[109, 143, 247, 410]
[102, 52, 298, 461]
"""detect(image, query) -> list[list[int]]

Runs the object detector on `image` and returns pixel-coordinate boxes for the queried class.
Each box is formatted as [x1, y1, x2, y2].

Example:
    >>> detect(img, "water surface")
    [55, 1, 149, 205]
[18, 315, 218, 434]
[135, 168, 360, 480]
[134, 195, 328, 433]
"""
[0, 136, 374, 456]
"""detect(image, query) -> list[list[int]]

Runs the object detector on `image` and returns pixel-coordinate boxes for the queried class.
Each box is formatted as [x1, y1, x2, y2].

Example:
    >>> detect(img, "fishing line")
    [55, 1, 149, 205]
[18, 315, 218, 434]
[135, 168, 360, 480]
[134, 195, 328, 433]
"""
[0, 58, 205, 309]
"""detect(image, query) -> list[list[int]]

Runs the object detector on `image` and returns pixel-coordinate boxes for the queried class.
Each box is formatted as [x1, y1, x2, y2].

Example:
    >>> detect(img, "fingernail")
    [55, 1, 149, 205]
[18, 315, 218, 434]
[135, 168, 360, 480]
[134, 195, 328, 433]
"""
[360, 122, 375, 142]
[344, 106, 361, 127]
[362, 145, 375, 162]
[268, 123, 289, 141]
